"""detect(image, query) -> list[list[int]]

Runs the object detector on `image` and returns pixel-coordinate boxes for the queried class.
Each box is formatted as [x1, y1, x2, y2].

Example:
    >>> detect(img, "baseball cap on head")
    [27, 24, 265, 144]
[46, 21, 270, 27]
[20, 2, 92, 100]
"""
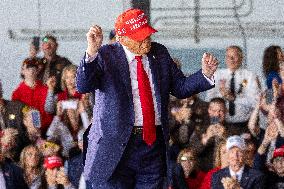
[115, 8, 157, 41]
[43, 155, 63, 169]
[226, 135, 246, 151]
[273, 145, 284, 159]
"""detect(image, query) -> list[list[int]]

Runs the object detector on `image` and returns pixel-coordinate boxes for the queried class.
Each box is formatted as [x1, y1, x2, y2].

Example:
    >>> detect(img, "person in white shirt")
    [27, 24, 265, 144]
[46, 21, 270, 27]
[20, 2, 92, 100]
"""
[206, 46, 261, 135]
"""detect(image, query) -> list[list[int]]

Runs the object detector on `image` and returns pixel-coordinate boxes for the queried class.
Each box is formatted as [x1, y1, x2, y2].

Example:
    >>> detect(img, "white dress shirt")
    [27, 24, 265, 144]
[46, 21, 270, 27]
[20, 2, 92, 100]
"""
[121, 45, 161, 126]
[206, 68, 260, 123]
[229, 166, 244, 182]
[0, 168, 6, 189]
[84, 47, 161, 125]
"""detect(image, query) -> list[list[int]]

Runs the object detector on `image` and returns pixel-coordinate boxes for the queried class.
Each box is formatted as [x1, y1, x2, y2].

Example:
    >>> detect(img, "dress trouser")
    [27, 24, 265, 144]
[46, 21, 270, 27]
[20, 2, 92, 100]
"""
[93, 126, 167, 189]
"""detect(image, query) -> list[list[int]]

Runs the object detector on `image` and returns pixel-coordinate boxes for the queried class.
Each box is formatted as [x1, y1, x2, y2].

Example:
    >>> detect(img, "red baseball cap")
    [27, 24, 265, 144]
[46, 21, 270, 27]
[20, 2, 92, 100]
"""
[273, 145, 284, 159]
[43, 156, 63, 169]
[115, 8, 157, 41]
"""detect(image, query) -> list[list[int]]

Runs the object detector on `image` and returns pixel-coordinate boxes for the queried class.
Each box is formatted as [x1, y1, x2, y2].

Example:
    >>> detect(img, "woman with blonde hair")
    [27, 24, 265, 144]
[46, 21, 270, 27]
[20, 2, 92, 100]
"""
[20, 144, 47, 189]
[200, 139, 228, 189]
[45, 64, 81, 108]
[45, 65, 91, 129]
[45, 65, 91, 156]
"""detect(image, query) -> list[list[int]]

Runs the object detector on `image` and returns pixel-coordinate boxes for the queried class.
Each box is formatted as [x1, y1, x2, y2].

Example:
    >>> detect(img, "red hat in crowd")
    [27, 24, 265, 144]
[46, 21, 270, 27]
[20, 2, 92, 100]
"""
[43, 156, 63, 169]
[115, 8, 157, 41]
[273, 145, 284, 159]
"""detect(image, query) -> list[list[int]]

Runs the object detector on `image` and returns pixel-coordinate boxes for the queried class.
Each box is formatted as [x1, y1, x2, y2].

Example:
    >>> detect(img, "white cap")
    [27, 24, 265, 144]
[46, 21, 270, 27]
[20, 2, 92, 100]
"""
[226, 135, 246, 151]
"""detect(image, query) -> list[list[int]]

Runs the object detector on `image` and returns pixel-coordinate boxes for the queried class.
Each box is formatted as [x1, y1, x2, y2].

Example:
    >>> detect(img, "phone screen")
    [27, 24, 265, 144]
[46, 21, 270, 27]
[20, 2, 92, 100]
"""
[31, 110, 41, 128]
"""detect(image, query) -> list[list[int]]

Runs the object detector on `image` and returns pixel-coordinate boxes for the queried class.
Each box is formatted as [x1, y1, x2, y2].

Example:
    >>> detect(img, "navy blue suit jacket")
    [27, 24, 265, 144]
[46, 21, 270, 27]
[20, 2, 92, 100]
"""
[76, 42, 213, 186]
[211, 165, 265, 189]
[1, 159, 28, 189]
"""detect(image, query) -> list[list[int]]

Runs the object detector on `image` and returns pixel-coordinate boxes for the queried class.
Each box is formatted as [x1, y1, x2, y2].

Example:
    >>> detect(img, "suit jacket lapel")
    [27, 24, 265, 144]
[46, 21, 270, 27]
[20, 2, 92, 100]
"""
[240, 166, 249, 187]
[147, 52, 161, 117]
[114, 44, 134, 107]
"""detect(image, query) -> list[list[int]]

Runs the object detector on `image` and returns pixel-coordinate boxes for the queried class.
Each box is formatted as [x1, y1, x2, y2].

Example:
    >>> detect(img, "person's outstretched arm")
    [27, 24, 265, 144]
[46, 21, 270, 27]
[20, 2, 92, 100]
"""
[76, 25, 104, 93]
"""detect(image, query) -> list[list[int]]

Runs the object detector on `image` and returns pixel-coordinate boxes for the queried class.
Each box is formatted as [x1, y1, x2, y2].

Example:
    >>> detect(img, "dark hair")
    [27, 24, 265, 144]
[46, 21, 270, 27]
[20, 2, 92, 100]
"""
[262, 45, 281, 77]
[210, 97, 226, 106]
[22, 58, 40, 69]
[21, 58, 40, 79]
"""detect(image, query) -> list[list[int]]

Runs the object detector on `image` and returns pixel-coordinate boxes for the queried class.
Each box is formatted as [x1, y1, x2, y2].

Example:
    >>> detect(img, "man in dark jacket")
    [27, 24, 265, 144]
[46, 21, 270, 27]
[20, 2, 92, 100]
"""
[40, 35, 72, 93]
[76, 8, 218, 189]
[212, 135, 265, 189]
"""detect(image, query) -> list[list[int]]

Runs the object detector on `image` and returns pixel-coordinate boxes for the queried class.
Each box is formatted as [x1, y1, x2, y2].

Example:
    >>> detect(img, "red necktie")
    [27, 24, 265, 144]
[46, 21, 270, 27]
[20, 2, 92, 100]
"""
[135, 56, 156, 145]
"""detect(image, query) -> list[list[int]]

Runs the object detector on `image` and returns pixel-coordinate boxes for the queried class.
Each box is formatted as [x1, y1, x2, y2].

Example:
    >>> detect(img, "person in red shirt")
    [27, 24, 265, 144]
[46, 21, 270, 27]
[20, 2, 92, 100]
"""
[12, 58, 53, 134]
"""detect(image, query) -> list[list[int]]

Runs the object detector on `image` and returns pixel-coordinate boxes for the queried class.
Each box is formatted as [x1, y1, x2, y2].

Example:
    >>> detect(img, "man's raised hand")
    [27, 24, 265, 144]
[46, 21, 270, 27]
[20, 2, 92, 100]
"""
[86, 25, 103, 57]
[202, 53, 218, 79]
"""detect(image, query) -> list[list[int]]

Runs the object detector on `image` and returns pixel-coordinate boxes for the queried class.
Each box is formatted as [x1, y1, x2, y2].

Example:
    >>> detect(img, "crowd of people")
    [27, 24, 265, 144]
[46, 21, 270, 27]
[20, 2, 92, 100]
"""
[0, 34, 93, 189]
[0, 31, 284, 189]
[168, 45, 284, 189]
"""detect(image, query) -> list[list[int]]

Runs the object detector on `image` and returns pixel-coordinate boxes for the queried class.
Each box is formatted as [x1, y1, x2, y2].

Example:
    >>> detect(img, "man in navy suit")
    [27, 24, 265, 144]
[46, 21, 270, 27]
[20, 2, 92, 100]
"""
[76, 8, 218, 189]
[212, 135, 265, 189]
